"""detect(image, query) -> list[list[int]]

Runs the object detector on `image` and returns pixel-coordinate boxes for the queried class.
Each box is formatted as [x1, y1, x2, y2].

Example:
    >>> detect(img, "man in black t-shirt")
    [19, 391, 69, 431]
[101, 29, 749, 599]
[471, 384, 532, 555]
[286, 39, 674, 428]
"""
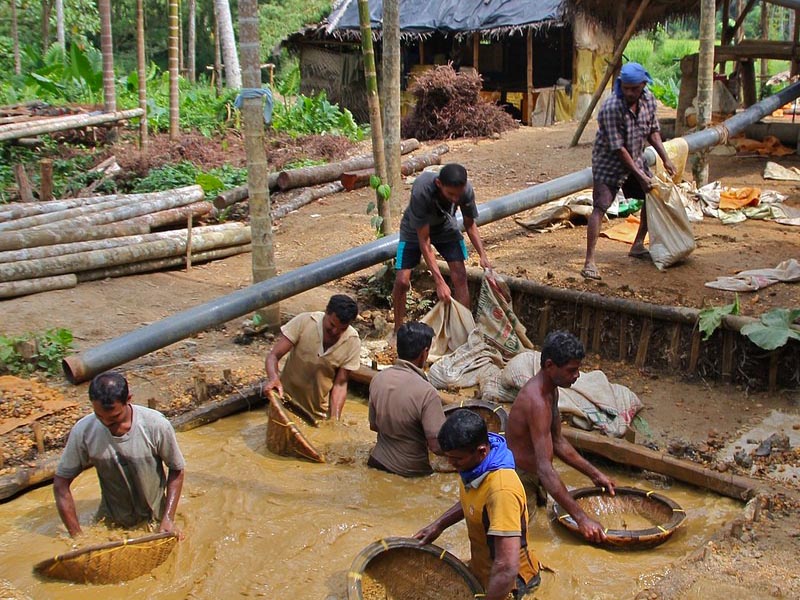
[392, 163, 491, 335]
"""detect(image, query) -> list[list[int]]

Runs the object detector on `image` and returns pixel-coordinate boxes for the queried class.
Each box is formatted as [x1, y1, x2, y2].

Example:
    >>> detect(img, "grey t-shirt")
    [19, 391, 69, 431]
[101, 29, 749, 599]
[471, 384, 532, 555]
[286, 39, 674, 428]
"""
[56, 404, 185, 527]
[399, 171, 479, 243]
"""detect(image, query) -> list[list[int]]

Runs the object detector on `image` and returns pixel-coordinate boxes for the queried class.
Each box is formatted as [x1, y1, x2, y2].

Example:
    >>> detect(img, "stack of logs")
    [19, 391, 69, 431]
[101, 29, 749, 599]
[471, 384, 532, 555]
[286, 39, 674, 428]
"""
[0, 139, 448, 300]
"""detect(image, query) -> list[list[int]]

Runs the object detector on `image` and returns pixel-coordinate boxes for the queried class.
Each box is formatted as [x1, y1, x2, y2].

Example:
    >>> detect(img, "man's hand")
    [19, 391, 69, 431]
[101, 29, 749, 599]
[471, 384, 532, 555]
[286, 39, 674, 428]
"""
[262, 377, 283, 399]
[479, 255, 492, 270]
[636, 172, 654, 193]
[413, 522, 443, 546]
[592, 472, 616, 496]
[435, 279, 452, 304]
[663, 159, 677, 179]
[576, 514, 607, 544]
[159, 515, 185, 540]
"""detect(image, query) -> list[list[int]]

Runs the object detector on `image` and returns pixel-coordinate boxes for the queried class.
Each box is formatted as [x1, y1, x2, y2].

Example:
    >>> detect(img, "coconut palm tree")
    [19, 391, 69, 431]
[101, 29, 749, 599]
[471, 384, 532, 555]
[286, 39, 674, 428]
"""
[98, 0, 116, 141]
[214, 0, 241, 88]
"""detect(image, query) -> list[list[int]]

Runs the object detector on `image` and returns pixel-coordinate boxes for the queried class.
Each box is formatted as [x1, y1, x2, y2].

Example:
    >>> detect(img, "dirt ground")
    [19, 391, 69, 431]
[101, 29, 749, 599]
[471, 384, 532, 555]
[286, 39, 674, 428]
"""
[2, 115, 800, 597]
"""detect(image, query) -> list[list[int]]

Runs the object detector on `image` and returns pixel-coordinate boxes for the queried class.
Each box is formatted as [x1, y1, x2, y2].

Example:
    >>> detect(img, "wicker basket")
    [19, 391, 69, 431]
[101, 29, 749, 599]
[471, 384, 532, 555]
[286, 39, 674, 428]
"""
[33, 532, 178, 584]
[553, 486, 687, 549]
[266, 391, 324, 463]
[443, 399, 508, 435]
[348, 537, 483, 600]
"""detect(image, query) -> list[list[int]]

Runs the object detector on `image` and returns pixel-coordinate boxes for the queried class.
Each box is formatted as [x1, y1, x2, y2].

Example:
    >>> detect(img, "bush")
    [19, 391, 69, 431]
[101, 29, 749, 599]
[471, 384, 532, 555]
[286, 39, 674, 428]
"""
[0, 328, 74, 377]
[271, 90, 365, 140]
[131, 161, 247, 199]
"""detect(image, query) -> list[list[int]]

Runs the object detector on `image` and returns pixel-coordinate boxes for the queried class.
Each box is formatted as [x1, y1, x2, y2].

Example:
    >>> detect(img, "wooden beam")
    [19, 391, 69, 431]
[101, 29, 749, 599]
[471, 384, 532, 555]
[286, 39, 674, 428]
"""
[570, 0, 652, 147]
[473, 32, 480, 70]
[526, 29, 534, 126]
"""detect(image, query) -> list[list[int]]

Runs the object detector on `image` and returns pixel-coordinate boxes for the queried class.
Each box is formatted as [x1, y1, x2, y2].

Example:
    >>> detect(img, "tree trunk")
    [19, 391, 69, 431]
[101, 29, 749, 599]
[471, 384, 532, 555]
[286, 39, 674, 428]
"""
[0, 108, 144, 142]
[271, 182, 344, 220]
[98, 0, 117, 142]
[213, 9, 223, 92]
[340, 144, 450, 191]
[694, 0, 716, 186]
[41, 0, 52, 54]
[0, 274, 77, 299]
[187, 0, 197, 83]
[55, 0, 65, 51]
[215, 0, 241, 89]
[381, 0, 402, 225]
[357, 0, 390, 235]
[168, 0, 180, 140]
[136, 0, 148, 149]
[10, 0, 20, 75]
[239, 0, 280, 328]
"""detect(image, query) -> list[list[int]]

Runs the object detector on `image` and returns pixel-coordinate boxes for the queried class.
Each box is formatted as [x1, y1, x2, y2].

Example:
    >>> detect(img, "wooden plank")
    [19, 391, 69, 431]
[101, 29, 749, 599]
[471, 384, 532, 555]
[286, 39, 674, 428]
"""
[526, 29, 533, 126]
[714, 40, 797, 62]
[768, 350, 779, 392]
[13, 164, 34, 203]
[669, 324, 682, 370]
[688, 327, 702, 374]
[721, 329, 735, 382]
[562, 426, 777, 501]
[538, 303, 551, 344]
[39, 159, 53, 202]
[634, 319, 653, 369]
[579, 305, 592, 349]
[618, 315, 627, 361]
[591, 309, 603, 354]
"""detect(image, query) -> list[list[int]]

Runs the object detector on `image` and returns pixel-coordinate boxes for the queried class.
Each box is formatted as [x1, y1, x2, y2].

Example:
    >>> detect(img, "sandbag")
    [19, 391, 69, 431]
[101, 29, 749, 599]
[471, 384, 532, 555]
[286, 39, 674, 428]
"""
[428, 329, 503, 390]
[645, 175, 696, 271]
[475, 271, 533, 358]
[420, 299, 475, 362]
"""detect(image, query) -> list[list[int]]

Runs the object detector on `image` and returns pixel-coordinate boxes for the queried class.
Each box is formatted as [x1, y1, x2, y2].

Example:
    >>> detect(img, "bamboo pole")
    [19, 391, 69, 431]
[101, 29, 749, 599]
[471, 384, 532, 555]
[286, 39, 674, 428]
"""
[0, 274, 78, 299]
[136, 0, 148, 149]
[0, 109, 144, 142]
[570, 0, 652, 147]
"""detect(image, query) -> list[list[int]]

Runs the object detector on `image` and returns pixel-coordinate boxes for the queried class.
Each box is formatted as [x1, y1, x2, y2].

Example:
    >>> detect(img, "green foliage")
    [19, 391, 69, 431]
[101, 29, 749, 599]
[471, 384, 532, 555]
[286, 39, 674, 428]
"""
[698, 295, 740, 341]
[284, 158, 327, 169]
[0, 328, 74, 377]
[259, 0, 332, 62]
[275, 62, 301, 99]
[18, 42, 104, 104]
[366, 176, 393, 236]
[132, 162, 247, 200]
[649, 77, 679, 109]
[740, 309, 800, 351]
[272, 91, 366, 140]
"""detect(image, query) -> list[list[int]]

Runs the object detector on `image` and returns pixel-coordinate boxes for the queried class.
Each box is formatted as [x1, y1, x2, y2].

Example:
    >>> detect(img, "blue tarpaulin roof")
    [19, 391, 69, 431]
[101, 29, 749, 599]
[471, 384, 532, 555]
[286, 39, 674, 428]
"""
[326, 0, 566, 35]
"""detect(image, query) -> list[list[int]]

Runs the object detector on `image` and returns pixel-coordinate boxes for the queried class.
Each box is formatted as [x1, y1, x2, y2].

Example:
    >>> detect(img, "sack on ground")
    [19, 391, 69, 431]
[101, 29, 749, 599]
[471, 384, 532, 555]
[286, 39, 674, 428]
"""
[420, 299, 475, 362]
[646, 175, 696, 270]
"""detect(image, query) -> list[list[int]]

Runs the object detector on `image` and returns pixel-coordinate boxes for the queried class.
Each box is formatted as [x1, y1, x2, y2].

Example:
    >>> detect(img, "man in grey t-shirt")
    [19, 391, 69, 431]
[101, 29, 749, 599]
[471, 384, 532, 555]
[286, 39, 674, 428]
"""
[392, 163, 492, 335]
[53, 371, 185, 537]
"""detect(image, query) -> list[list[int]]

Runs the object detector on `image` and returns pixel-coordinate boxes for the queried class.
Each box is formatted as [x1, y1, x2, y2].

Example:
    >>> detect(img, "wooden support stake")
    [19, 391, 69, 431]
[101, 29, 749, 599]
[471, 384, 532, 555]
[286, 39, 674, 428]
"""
[768, 351, 779, 392]
[579, 305, 592, 349]
[538, 304, 551, 343]
[721, 329, 735, 382]
[634, 320, 653, 369]
[526, 29, 534, 126]
[223, 368, 232, 384]
[618, 315, 627, 361]
[689, 327, 702, 374]
[13, 164, 35, 202]
[186, 214, 193, 270]
[669, 324, 683, 370]
[591, 309, 603, 354]
[147, 397, 158, 410]
[39, 159, 53, 202]
[31, 422, 45, 454]
[472, 32, 480, 70]
[194, 375, 208, 404]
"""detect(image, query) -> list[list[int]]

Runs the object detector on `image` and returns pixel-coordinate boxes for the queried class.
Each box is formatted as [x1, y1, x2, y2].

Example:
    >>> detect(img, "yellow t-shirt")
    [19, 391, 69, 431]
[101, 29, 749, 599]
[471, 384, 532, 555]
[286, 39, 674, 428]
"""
[459, 469, 540, 590]
[280, 312, 361, 418]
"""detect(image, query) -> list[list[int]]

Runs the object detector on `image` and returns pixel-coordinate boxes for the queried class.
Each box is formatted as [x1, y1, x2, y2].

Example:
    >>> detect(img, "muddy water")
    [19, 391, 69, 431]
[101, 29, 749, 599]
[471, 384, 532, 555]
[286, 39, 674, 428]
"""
[0, 400, 739, 599]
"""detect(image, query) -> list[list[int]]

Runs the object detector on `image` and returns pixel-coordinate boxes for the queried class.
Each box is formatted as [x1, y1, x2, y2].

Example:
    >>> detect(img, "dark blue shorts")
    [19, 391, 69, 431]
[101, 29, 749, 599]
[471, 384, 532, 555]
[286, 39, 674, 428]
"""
[395, 237, 468, 270]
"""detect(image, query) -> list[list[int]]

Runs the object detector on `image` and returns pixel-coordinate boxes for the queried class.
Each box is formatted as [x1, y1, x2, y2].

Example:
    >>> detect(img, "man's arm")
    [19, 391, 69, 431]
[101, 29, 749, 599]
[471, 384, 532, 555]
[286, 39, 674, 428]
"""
[263, 334, 294, 398]
[615, 147, 653, 191]
[53, 475, 82, 538]
[413, 501, 464, 545]
[463, 216, 491, 270]
[527, 397, 607, 543]
[551, 418, 616, 495]
[484, 536, 521, 600]
[416, 224, 451, 303]
[159, 468, 184, 534]
[426, 436, 442, 455]
[647, 130, 677, 178]
[329, 366, 351, 420]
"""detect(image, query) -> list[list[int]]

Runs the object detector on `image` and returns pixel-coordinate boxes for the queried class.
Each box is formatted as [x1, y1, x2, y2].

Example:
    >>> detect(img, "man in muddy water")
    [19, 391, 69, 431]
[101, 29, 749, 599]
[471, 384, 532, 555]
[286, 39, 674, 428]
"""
[368, 321, 446, 476]
[414, 410, 541, 600]
[53, 371, 185, 538]
[264, 294, 361, 420]
[506, 331, 616, 544]
[392, 163, 492, 336]
[582, 62, 676, 281]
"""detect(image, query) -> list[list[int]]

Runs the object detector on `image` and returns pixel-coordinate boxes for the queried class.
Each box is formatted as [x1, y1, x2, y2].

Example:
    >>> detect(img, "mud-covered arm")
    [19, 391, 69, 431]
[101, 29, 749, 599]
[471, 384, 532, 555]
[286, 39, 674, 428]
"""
[264, 334, 294, 397]
[413, 501, 464, 545]
[53, 475, 82, 537]
[159, 468, 184, 534]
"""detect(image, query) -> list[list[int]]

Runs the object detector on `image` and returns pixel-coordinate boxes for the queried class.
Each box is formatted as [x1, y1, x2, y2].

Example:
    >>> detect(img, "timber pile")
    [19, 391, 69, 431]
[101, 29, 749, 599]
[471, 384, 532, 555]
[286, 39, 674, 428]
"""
[0, 184, 255, 300]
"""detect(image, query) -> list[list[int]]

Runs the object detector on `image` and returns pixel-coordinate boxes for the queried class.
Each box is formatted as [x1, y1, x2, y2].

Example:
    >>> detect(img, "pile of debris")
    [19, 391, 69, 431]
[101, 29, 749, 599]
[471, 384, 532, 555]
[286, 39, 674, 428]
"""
[402, 64, 517, 140]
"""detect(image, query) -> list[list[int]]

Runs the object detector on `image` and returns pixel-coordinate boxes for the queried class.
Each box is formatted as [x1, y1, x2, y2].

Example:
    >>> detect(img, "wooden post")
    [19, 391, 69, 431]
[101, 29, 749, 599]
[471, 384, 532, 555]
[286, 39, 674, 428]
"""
[768, 351, 779, 392]
[618, 315, 627, 361]
[579, 305, 592, 349]
[473, 33, 480, 70]
[570, 0, 652, 146]
[792, 9, 800, 77]
[669, 324, 682, 370]
[32, 422, 45, 454]
[39, 160, 53, 202]
[13, 164, 35, 203]
[634, 320, 653, 368]
[688, 327, 702, 374]
[721, 329, 735, 382]
[147, 397, 158, 409]
[526, 29, 534, 126]
[194, 374, 208, 404]
[538, 304, 551, 343]
[186, 214, 193, 270]
[591, 309, 604, 354]
[740, 59, 757, 107]
[676, 54, 699, 135]
[419, 40, 425, 65]
[223, 368, 232, 383]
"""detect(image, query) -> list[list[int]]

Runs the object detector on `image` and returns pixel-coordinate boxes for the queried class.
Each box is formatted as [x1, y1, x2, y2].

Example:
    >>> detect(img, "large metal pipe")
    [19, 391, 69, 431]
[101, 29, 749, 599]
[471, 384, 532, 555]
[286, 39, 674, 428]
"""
[62, 82, 800, 383]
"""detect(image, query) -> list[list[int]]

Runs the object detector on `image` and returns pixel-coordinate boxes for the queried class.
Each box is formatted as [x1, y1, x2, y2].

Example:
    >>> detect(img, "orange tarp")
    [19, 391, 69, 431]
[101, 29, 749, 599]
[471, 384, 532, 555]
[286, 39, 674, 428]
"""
[732, 135, 795, 157]
[720, 187, 761, 210]
[600, 216, 649, 245]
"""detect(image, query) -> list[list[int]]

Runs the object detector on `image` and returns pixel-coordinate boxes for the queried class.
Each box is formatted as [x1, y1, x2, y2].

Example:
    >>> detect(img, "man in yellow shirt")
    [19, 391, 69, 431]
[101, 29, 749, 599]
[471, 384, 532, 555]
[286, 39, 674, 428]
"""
[414, 410, 540, 599]
[264, 295, 361, 420]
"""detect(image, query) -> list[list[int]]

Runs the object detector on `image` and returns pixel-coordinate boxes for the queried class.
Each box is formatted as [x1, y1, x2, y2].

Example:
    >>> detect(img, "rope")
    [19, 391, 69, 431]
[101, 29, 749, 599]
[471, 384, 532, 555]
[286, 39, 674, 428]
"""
[234, 87, 274, 125]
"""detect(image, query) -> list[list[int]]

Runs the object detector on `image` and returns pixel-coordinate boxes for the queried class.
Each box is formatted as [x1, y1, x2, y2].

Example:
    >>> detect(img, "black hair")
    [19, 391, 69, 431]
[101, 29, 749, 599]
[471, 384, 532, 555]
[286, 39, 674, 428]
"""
[438, 163, 468, 188]
[540, 330, 585, 368]
[88, 371, 129, 409]
[437, 409, 488, 452]
[325, 294, 358, 324]
[396, 321, 434, 361]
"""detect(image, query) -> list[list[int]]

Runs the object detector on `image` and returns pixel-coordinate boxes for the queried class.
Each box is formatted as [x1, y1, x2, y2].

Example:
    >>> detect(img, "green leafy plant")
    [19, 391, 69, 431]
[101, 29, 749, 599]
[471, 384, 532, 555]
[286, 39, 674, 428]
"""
[698, 295, 740, 340]
[284, 158, 327, 170]
[272, 91, 365, 140]
[132, 162, 247, 200]
[740, 308, 800, 350]
[0, 328, 74, 376]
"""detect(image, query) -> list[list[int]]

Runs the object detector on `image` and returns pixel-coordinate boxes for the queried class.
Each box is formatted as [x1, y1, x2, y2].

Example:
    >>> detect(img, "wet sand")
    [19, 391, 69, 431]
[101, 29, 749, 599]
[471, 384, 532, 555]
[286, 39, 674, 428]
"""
[0, 400, 740, 599]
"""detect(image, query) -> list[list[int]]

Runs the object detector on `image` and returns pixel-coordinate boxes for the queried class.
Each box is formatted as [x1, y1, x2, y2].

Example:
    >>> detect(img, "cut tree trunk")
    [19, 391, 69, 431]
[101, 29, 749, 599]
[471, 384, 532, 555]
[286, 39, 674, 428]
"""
[0, 109, 144, 142]
[340, 144, 449, 191]
[12, 165, 34, 203]
[171, 381, 264, 432]
[272, 182, 344, 220]
[0, 193, 127, 221]
[0, 274, 77, 299]
[213, 172, 279, 209]
[276, 139, 419, 191]
[0, 221, 150, 253]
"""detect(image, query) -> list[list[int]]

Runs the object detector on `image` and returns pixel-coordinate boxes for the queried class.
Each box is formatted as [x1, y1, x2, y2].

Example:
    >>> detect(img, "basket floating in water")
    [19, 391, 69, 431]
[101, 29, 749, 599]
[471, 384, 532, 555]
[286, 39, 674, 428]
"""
[553, 486, 687, 549]
[348, 536, 483, 600]
[443, 399, 508, 435]
[33, 532, 178, 584]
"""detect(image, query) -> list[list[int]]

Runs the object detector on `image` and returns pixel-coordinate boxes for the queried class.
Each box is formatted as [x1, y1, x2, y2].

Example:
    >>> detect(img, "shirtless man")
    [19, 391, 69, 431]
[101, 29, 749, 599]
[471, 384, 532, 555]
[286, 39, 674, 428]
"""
[506, 331, 616, 543]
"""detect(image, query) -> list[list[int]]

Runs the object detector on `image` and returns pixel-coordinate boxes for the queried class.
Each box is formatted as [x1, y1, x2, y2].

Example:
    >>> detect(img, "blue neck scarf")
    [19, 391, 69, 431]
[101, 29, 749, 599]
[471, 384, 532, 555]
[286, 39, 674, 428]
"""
[460, 433, 516, 486]
[614, 62, 653, 99]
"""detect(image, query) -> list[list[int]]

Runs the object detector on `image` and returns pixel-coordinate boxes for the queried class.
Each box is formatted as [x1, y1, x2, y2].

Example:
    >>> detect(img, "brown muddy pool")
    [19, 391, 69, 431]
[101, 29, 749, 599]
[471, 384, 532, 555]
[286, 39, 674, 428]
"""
[0, 400, 740, 599]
